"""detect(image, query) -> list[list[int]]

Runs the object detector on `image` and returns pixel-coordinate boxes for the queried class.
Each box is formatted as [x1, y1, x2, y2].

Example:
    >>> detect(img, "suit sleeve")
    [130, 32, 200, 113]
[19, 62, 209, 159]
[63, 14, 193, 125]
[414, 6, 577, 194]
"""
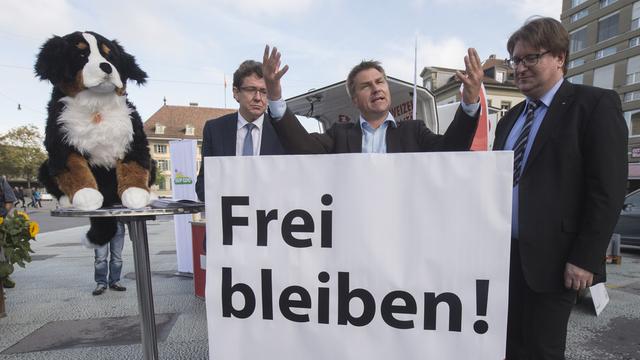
[271, 108, 334, 154]
[568, 90, 628, 274]
[195, 122, 213, 201]
[417, 105, 479, 151]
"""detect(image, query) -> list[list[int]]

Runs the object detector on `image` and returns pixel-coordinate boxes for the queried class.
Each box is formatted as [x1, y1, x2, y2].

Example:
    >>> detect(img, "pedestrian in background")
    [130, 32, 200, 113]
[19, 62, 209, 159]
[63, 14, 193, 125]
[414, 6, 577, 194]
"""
[92, 221, 127, 295]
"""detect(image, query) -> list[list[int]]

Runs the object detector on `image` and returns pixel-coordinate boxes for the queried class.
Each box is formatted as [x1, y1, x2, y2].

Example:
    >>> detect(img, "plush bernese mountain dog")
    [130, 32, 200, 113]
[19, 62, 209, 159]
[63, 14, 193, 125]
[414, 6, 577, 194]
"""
[35, 31, 155, 247]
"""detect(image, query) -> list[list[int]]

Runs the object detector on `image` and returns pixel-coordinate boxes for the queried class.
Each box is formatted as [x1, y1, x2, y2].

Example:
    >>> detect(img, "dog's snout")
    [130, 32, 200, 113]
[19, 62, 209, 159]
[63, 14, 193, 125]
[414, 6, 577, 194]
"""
[99, 62, 112, 74]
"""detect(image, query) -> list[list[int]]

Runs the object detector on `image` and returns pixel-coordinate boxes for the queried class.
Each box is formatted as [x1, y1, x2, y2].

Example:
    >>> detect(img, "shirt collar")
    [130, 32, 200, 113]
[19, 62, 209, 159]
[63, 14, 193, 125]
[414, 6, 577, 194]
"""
[237, 112, 264, 130]
[359, 112, 397, 131]
[527, 78, 564, 109]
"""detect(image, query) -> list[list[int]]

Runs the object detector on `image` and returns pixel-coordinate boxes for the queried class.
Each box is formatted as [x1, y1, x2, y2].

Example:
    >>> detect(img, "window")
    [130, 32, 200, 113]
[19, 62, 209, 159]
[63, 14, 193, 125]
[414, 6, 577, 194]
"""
[633, 2, 640, 30]
[631, 36, 640, 48]
[625, 110, 640, 136]
[568, 74, 584, 84]
[595, 46, 616, 59]
[627, 56, 640, 85]
[154, 144, 168, 154]
[593, 64, 615, 89]
[624, 90, 640, 102]
[570, 27, 588, 53]
[425, 79, 433, 90]
[155, 124, 165, 134]
[185, 125, 195, 136]
[598, 12, 619, 42]
[571, 9, 589, 22]
[157, 159, 170, 171]
[600, 0, 617, 8]
[572, 0, 587, 7]
[568, 57, 586, 69]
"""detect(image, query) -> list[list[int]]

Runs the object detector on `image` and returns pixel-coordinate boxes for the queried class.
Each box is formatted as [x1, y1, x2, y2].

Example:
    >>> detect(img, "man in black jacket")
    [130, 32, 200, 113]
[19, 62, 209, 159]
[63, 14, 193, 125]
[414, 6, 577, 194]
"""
[494, 17, 627, 359]
[195, 60, 285, 201]
[261, 46, 484, 154]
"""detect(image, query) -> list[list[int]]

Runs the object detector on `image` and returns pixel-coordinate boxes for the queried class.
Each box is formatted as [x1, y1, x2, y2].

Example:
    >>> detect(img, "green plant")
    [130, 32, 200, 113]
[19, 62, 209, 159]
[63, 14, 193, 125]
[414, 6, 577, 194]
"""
[0, 211, 39, 279]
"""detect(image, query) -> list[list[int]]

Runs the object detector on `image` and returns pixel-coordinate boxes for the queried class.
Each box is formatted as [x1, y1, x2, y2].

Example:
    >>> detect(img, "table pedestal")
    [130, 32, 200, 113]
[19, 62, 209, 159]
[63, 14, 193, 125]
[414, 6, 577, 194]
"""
[123, 216, 158, 360]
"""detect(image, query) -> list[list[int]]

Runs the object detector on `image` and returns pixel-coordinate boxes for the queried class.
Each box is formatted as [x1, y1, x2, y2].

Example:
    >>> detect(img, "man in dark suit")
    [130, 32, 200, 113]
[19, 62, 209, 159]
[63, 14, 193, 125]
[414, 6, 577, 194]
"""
[260, 46, 484, 153]
[195, 60, 285, 201]
[494, 18, 628, 359]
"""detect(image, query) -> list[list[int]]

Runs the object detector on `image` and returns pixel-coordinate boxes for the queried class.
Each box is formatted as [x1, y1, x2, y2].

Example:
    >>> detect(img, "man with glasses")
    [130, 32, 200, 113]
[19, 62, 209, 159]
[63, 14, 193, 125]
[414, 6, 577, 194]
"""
[195, 60, 285, 201]
[494, 17, 627, 359]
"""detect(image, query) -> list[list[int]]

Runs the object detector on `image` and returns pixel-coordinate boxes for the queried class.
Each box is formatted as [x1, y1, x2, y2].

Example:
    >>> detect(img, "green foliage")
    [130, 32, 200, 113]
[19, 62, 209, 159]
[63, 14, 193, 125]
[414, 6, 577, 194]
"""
[0, 212, 38, 279]
[0, 125, 47, 185]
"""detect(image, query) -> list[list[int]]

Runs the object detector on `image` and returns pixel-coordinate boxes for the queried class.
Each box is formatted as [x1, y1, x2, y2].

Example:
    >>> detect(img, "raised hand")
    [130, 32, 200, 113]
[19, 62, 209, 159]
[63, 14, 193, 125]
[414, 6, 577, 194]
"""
[262, 45, 289, 101]
[455, 48, 484, 105]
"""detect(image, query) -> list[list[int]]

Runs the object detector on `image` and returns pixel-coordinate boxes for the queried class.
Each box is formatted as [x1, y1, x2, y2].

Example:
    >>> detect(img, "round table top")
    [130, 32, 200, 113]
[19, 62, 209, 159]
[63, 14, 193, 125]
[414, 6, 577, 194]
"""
[51, 201, 205, 218]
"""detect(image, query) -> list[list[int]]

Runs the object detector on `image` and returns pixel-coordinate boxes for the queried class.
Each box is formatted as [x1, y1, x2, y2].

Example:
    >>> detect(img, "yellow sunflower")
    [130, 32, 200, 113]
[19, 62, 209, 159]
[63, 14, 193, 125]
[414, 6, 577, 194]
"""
[16, 211, 29, 221]
[29, 221, 39, 238]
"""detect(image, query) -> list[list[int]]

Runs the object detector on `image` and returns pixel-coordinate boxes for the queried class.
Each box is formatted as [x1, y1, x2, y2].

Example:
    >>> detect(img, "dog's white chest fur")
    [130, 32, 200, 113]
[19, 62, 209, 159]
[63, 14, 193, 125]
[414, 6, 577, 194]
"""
[58, 90, 134, 168]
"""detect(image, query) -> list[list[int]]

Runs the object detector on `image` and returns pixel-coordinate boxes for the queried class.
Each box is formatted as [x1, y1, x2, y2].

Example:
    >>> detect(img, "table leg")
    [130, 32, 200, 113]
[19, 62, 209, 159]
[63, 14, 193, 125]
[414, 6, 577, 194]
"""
[127, 218, 159, 360]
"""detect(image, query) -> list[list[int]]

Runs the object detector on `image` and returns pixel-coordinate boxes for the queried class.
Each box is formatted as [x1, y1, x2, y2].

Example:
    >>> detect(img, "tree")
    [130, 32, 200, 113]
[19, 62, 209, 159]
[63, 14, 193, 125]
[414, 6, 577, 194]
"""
[0, 125, 47, 187]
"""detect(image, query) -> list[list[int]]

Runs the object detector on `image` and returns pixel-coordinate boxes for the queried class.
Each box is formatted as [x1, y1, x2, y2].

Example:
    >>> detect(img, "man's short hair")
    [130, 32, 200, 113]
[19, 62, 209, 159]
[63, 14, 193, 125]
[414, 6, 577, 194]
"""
[507, 17, 570, 75]
[346, 60, 386, 98]
[233, 60, 263, 88]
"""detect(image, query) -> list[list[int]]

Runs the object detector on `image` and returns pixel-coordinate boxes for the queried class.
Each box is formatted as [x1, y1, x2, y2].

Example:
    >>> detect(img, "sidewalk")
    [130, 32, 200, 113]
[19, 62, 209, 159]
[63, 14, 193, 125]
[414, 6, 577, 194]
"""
[0, 218, 208, 359]
[1, 218, 639, 359]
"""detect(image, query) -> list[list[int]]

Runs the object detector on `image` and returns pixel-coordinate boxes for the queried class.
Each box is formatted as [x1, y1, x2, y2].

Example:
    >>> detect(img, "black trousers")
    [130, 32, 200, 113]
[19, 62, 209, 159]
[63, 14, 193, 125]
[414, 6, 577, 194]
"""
[506, 239, 576, 360]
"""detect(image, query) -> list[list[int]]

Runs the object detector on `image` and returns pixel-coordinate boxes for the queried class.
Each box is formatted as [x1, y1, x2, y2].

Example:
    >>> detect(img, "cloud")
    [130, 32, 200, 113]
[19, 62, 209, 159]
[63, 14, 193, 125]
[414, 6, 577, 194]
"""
[0, 0, 84, 40]
[381, 36, 468, 82]
[507, 0, 562, 21]
[215, 0, 314, 16]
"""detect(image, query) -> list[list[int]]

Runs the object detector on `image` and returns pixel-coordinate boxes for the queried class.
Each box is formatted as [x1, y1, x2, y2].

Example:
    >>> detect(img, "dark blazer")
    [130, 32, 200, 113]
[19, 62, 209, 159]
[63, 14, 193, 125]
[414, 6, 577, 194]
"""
[195, 112, 285, 201]
[494, 81, 628, 292]
[271, 106, 479, 154]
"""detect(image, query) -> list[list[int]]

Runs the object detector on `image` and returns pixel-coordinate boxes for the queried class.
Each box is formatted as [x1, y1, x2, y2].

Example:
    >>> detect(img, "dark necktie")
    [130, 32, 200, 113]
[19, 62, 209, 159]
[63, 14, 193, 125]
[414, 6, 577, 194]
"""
[242, 123, 256, 156]
[513, 100, 541, 186]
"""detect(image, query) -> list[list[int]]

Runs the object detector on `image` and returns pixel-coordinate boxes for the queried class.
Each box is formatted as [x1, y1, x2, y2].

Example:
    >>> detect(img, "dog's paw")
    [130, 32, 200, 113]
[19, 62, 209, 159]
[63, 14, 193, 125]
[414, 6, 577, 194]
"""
[121, 187, 150, 209]
[72, 188, 104, 210]
[58, 195, 72, 208]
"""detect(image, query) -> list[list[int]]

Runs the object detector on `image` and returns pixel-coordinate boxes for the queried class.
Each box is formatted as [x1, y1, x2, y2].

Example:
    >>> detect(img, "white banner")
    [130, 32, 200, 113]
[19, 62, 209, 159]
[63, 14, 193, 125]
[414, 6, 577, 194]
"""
[170, 139, 198, 273]
[205, 152, 513, 359]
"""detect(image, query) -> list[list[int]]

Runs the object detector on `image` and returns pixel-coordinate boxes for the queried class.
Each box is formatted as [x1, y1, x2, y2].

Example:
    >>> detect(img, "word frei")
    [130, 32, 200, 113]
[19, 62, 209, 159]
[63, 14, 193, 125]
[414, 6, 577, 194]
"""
[218, 194, 490, 334]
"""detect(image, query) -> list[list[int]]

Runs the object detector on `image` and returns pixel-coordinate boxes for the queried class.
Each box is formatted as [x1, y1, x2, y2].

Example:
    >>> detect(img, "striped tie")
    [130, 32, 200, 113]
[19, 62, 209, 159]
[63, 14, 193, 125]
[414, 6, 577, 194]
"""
[513, 101, 540, 186]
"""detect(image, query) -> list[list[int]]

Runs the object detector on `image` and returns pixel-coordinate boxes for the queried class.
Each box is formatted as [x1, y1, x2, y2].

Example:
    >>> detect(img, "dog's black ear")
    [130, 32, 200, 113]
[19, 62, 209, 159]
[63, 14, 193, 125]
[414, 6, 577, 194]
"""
[34, 35, 73, 84]
[112, 40, 148, 86]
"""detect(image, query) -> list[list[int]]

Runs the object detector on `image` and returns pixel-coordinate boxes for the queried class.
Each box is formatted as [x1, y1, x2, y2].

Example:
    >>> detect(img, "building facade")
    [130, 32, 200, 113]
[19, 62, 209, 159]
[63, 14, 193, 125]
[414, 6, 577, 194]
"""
[562, 0, 640, 184]
[143, 104, 235, 196]
[420, 55, 526, 118]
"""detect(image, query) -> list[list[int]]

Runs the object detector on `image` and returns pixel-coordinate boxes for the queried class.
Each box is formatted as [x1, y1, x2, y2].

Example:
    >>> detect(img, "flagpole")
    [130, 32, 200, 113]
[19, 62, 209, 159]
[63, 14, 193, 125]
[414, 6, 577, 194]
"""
[224, 74, 227, 108]
[412, 35, 418, 120]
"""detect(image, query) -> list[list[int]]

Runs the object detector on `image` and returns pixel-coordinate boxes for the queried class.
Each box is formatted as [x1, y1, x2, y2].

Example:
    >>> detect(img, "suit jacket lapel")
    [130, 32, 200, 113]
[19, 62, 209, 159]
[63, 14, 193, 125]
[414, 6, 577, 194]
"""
[521, 81, 574, 177]
[386, 125, 400, 152]
[494, 102, 525, 150]
[260, 113, 278, 155]
[347, 124, 363, 153]
[221, 113, 237, 156]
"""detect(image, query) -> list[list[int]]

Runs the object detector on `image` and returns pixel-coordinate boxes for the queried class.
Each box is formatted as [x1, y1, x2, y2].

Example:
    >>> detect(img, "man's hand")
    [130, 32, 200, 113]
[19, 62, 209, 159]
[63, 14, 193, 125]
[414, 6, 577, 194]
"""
[455, 48, 484, 105]
[262, 45, 289, 101]
[564, 262, 594, 290]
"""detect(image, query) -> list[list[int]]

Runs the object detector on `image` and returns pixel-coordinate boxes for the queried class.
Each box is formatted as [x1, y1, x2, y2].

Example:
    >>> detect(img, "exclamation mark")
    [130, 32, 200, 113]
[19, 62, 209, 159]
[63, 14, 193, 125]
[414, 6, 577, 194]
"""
[473, 279, 489, 334]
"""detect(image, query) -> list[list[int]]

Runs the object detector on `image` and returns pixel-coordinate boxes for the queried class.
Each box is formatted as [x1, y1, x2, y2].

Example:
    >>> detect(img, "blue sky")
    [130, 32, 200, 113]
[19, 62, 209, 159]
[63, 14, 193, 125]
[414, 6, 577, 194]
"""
[0, 0, 560, 134]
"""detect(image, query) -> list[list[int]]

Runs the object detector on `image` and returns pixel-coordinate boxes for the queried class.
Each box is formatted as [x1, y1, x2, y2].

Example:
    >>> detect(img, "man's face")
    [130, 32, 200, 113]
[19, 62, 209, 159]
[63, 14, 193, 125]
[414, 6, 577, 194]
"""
[233, 73, 267, 122]
[351, 68, 391, 120]
[512, 41, 565, 100]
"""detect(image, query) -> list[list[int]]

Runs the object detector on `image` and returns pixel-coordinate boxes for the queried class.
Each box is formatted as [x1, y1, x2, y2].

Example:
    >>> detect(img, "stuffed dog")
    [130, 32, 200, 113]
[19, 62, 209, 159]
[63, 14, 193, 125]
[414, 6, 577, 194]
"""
[36, 31, 155, 247]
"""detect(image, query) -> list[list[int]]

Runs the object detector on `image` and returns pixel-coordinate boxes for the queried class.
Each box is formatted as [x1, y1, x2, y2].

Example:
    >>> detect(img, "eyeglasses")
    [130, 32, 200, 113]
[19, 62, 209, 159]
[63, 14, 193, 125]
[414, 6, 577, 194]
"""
[505, 51, 551, 68]
[238, 86, 268, 97]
